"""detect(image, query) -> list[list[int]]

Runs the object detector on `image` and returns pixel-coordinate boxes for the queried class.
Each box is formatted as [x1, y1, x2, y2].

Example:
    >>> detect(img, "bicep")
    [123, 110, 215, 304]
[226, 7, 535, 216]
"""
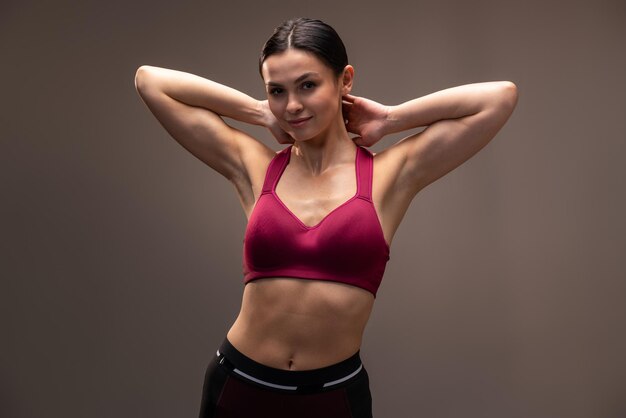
[137, 83, 252, 181]
[399, 102, 516, 195]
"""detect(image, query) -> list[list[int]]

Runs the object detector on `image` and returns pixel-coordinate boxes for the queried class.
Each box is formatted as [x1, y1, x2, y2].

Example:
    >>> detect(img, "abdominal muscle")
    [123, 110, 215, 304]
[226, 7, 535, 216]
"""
[226, 278, 374, 371]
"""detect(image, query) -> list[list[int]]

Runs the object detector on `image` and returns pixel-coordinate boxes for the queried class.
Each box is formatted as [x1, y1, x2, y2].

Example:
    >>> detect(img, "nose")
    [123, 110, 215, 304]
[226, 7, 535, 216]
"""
[286, 94, 303, 114]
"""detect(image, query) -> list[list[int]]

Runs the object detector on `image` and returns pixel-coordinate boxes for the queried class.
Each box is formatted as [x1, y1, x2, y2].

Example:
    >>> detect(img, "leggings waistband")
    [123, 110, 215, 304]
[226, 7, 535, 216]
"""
[217, 338, 363, 392]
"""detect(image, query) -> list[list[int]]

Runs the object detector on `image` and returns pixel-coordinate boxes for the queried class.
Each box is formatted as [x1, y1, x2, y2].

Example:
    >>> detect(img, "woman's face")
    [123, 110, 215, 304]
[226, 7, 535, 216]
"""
[261, 48, 350, 142]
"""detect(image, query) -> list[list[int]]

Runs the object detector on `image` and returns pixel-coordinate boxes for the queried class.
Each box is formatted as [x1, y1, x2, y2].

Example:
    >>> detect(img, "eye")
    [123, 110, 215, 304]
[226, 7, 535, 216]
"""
[268, 87, 284, 96]
[301, 81, 316, 90]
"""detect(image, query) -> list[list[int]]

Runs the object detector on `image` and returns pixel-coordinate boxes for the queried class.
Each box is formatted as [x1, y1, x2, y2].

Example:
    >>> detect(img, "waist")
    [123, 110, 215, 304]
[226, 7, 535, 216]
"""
[217, 337, 364, 392]
[228, 277, 374, 370]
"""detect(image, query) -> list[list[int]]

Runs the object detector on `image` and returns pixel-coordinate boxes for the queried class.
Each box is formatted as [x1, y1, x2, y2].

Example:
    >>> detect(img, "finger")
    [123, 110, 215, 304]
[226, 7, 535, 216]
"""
[342, 95, 358, 104]
[350, 136, 364, 146]
[280, 134, 295, 144]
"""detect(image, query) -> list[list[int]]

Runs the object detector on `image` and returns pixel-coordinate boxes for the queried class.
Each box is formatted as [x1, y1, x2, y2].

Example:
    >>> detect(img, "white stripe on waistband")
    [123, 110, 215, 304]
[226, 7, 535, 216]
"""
[217, 349, 362, 390]
[323, 364, 363, 387]
[233, 368, 299, 390]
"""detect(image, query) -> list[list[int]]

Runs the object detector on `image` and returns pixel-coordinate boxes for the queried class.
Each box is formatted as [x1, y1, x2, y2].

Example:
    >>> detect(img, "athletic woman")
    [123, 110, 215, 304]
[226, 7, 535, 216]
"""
[134, 17, 518, 418]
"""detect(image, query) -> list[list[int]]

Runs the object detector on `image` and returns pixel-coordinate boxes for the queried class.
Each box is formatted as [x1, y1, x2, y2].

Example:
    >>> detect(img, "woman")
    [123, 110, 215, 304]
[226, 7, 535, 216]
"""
[134, 17, 517, 418]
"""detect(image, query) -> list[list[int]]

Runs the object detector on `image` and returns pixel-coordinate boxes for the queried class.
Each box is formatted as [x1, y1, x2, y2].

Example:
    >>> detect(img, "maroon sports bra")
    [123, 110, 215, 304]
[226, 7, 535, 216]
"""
[242, 145, 390, 297]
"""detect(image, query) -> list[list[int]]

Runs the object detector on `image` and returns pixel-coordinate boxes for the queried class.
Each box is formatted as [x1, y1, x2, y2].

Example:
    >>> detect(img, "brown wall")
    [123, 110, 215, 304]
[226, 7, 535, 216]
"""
[3, 0, 625, 417]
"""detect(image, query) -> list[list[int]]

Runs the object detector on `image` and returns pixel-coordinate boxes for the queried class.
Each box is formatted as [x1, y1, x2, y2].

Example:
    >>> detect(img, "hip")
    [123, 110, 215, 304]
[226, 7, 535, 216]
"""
[198, 338, 373, 418]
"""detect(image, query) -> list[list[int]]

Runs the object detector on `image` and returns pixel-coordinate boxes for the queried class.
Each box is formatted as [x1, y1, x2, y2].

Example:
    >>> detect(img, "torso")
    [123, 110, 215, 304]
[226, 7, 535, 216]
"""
[227, 141, 415, 370]
[227, 278, 374, 370]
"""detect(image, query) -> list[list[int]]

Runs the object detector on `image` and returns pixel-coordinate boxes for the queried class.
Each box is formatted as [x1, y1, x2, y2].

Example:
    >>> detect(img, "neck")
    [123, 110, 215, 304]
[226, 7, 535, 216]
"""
[290, 117, 356, 175]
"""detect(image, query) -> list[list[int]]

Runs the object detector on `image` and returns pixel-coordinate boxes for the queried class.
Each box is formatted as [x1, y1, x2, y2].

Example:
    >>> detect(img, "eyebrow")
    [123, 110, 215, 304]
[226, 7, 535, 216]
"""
[266, 72, 319, 87]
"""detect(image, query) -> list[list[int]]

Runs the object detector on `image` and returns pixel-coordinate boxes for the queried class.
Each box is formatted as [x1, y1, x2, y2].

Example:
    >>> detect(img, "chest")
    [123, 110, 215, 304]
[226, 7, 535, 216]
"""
[273, 165, 357, 228]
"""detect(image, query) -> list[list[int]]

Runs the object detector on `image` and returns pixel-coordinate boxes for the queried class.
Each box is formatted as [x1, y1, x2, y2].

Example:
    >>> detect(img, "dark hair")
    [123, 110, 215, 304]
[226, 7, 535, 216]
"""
[259, 18, 348, 77]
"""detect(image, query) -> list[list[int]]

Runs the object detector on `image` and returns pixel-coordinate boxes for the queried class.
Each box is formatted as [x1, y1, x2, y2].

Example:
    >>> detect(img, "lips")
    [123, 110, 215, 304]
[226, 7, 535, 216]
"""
[287, 116, 312, 127]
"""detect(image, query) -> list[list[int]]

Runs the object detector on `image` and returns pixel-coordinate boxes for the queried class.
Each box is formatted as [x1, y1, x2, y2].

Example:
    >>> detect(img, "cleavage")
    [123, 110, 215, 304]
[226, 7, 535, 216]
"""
[274, 166, 357, 228]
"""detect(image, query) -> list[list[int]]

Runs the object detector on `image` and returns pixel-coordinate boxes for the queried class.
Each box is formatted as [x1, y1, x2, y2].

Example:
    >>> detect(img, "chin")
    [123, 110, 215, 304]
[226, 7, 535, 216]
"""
[289, 132, 317, 142]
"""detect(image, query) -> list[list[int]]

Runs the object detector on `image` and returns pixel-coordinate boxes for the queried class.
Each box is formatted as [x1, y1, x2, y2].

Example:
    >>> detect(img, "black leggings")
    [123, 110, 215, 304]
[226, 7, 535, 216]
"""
[198, 338, 373, 418]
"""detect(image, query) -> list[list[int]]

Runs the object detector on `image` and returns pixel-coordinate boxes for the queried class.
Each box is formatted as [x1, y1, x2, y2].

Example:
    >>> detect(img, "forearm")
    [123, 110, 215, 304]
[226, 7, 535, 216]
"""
[134, 65, 267, 126]
[383, 81, 518, 135]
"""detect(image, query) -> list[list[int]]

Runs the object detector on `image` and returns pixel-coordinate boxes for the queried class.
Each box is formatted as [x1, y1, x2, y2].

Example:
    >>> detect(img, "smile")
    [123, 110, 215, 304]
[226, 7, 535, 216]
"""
[287, 116, 312, 128]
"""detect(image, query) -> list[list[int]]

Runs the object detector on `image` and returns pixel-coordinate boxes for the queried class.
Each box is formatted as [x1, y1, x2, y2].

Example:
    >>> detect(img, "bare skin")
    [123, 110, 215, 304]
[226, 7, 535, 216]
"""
[134, 48, 518, 370]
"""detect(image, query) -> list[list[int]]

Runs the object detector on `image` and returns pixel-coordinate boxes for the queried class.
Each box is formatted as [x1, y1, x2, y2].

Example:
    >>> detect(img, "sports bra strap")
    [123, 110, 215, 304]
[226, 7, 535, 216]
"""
[261, 147, 291, 194]
[261, 145, 374, 200]
[356, 146, 373, 201]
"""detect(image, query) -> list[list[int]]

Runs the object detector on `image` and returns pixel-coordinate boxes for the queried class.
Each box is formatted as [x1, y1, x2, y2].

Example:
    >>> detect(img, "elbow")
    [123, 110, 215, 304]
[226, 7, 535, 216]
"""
[134, 65, 157, 93]
[134, 66, 148, 92]
[498, 81, 519, 112]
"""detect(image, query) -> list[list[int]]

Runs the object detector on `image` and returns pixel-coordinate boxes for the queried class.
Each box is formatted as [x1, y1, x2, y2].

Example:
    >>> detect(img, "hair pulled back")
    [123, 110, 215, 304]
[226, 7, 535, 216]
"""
[259, 18, 348, 77]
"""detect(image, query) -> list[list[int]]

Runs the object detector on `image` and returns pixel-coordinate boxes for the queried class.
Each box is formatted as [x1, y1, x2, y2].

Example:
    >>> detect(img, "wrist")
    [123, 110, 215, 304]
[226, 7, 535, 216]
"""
[382, 104, 399, 135]
[255, 100, 273, 127]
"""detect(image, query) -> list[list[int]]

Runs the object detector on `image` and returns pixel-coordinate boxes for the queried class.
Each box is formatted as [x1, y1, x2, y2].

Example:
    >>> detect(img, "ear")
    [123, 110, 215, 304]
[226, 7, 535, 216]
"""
[340, 65, 354, 95]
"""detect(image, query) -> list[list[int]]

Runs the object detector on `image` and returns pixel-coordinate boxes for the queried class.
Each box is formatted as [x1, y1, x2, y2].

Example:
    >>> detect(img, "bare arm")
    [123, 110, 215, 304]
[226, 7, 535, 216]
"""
[344, 81, 518, 194]
[134, 65, 288, 181]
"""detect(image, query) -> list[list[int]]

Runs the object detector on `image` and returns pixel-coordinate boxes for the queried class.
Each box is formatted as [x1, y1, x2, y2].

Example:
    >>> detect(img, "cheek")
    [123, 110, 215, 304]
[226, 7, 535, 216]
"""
[267, 99, 283, 117]
[313, 92, 340, 116]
